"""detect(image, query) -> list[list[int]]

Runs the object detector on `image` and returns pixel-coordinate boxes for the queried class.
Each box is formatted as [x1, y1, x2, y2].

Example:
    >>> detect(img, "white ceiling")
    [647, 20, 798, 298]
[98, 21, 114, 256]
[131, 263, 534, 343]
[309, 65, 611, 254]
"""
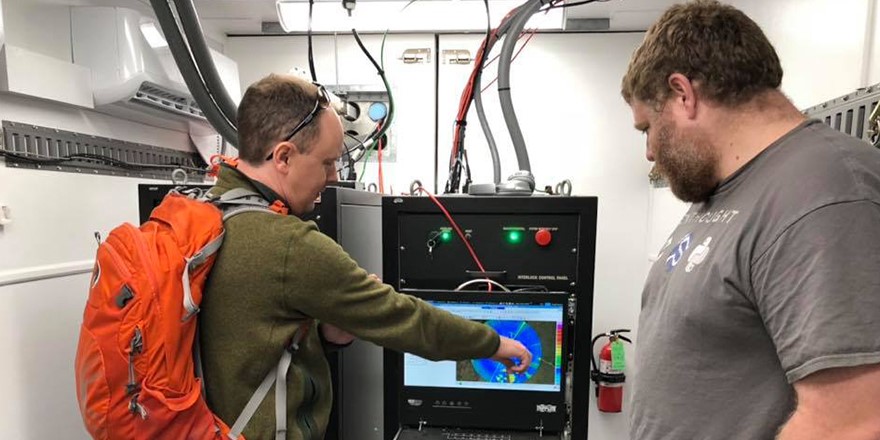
[40, 0, 680, 35]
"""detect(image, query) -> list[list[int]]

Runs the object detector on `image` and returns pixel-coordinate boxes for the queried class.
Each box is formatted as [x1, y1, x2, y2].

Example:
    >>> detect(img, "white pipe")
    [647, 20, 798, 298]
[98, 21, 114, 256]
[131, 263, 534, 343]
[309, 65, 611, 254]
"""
[334, 31, 340, 86]
[861, 0, 877, 87]
[0, 260, 94, 287]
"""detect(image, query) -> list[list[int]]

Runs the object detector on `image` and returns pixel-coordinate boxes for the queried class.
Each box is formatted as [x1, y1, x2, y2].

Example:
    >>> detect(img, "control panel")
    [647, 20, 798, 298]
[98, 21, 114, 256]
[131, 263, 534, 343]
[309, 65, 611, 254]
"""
[397, 213, 580, 292]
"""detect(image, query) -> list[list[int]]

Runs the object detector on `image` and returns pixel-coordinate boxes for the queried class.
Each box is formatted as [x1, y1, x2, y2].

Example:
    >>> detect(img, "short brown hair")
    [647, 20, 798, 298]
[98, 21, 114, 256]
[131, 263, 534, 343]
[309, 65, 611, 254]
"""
[237, 74, 322, 164]
[621, 0, 783, 108]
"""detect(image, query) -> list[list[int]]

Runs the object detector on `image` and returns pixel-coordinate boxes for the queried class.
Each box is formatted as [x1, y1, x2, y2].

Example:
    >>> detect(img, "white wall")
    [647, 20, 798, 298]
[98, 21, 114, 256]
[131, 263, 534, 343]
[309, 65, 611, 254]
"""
[2, 0, 71, 61]
[734, 0, 873, 108]
[0, 273, 92, 439]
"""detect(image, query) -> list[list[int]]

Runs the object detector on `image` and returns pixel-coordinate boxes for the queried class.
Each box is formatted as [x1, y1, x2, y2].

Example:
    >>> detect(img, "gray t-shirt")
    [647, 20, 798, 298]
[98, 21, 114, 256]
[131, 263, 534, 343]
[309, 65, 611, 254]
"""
[631, 119, 880, 440]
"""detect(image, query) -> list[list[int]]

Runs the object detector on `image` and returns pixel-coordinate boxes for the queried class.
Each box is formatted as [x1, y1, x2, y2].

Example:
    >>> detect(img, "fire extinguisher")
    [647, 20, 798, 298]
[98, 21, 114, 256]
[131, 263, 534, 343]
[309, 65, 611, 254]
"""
[590, 329, 632, 413]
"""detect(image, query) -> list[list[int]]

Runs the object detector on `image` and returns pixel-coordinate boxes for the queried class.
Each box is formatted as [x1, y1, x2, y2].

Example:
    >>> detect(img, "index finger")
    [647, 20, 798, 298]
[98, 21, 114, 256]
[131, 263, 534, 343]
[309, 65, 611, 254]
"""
[509, 348, 533, 374]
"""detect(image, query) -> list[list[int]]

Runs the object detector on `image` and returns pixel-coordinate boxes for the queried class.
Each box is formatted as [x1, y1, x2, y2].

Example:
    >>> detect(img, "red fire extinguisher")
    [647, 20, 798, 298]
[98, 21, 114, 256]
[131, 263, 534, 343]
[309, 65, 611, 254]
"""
[590, 329, 631, 413]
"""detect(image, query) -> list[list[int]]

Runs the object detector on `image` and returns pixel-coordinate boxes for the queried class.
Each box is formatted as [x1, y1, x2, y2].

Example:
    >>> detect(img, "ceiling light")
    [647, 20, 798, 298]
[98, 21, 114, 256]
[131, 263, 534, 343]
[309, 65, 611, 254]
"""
[139, 22, 168, 48]
[276, 0, 564, 33]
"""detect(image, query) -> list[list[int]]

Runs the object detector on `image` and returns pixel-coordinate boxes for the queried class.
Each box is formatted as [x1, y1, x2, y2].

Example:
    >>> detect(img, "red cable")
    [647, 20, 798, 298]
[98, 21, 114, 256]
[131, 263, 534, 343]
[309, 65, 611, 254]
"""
[378, 135, 384, 194]
[450, 20, 535, 171]
[414, 186, 491, 291]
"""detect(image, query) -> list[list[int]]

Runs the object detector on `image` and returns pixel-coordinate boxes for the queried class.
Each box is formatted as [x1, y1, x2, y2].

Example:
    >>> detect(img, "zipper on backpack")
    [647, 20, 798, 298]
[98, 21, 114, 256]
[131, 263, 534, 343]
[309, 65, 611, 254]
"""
[103, 242, 131, 281]
[122, 224, 158, 297]
[126, 326, 147, 419]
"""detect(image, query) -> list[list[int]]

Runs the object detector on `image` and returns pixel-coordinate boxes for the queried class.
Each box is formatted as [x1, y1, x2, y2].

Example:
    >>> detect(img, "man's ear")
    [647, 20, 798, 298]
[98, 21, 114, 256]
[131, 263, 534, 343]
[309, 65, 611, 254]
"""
[270, 142, 298, 169]
[667, 73, 698, 120]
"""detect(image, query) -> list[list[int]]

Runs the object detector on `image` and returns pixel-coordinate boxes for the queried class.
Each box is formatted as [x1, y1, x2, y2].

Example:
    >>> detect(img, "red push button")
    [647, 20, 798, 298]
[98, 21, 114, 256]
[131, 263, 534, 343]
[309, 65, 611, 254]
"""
[535, 229, 552, 246]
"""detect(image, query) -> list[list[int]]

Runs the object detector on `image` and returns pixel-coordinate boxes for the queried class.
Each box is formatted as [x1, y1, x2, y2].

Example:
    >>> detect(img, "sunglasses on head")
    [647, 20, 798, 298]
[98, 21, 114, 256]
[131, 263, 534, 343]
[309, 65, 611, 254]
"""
[266, 83, 331, 161]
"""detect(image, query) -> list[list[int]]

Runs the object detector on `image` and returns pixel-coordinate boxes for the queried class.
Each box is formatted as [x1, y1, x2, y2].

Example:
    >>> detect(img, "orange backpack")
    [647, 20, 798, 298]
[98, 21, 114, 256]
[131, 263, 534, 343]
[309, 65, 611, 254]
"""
[74, 187, 308, 440]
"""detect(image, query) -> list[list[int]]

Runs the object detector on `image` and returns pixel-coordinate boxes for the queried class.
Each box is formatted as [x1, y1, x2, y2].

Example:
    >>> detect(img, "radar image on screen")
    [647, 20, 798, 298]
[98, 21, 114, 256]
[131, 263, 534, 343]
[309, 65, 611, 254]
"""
[456, 320, 557, 385]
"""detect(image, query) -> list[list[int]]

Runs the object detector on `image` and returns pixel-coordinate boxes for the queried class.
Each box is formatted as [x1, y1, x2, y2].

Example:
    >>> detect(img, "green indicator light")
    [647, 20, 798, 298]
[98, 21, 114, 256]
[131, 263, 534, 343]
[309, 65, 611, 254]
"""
[506, 230, 523, 244]
[440, 230, 453, 243]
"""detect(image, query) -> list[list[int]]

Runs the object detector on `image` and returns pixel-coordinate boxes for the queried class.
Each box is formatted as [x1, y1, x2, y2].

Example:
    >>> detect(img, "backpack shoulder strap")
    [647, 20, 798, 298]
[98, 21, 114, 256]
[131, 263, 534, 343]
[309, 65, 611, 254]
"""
[205, 188, 274, 221]
[227, 323, 312, 440]
[186, 187, 272, 320]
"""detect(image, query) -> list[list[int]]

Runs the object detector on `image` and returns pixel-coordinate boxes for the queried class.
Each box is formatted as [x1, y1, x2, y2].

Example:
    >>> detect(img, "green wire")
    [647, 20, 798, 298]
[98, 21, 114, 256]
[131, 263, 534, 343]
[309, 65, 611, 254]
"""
[381, 29, 388, 70]
[358, 144, 374, 182]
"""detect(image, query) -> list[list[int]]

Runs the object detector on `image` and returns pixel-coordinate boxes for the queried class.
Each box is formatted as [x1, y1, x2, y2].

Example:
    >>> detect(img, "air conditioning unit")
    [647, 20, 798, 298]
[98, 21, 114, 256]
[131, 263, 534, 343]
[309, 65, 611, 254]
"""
[71, 6, 240, 134]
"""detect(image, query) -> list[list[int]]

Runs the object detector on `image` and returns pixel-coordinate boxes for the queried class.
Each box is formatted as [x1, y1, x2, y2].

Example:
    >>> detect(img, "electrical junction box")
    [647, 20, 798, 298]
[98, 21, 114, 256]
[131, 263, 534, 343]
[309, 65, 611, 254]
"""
[328, 85, 395, 163]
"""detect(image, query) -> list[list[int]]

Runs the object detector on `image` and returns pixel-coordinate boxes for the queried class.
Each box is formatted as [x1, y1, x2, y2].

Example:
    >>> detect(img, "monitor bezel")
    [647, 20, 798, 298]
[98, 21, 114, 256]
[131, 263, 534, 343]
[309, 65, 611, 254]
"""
[390, 289, 571, 433]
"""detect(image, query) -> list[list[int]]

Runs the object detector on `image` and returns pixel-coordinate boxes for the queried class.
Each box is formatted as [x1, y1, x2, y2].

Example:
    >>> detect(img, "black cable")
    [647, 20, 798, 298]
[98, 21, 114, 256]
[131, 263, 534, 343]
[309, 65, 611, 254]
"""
[172, 0, 239, 125]
[345, 132, 366, 152]
[0, 150, 207, 173]
[351, 29, 383, 73]
[338, 139, 355, 180]
[351, 28, 395, 152]
[307, 0, 317, 82]
[70, 153, 207, 172]
[0, 150, 65, 165]
[149, 0, 238, 147]
[433, 33, 440, 193]
[462, 148, 473, 193]
[544, 0, 602, 10]
[345, 132, 368, 163]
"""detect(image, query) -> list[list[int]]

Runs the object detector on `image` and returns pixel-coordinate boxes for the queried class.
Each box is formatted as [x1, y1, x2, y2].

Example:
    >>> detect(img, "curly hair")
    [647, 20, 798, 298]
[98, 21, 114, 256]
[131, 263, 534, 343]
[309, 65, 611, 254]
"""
[621, 0, 783, 108]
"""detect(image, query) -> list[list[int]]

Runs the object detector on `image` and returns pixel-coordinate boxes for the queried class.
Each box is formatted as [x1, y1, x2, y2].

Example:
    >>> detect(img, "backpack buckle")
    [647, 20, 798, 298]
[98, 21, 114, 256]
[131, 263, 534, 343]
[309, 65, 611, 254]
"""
[270, 200, 289, 215]
[285, 323, 311, 353]
[285, 338, 301, 354]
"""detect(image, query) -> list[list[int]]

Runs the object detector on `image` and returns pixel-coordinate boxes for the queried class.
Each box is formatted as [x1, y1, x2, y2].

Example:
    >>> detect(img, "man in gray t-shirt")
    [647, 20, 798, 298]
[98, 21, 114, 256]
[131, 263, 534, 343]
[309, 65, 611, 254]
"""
[621, 2, 880, 439]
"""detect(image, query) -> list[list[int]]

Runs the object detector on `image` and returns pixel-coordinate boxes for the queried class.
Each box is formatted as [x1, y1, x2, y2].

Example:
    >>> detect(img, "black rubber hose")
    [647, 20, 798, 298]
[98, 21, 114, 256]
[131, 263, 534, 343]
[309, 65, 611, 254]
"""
[149, 0, 238, 147]
[172, 0, 239, 124]
[308, 0, 318, 81]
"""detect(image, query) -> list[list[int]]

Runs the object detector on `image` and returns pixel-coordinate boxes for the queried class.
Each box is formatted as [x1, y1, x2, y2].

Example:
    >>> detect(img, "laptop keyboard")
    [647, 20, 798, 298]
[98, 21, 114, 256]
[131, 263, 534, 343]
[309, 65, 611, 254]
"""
[443, 433, 511, 440]
[398, 427, 556, 440]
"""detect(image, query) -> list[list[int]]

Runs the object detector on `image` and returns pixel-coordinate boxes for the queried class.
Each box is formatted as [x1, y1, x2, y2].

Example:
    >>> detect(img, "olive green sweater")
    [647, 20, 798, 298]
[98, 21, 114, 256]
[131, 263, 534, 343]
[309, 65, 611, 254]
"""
[200, 167, 500, 440]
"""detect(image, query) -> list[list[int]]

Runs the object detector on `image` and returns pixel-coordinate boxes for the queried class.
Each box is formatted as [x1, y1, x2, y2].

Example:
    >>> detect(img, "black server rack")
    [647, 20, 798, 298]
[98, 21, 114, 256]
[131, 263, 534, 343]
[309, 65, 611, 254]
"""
[138, 183, 213, 224]
[303, 187, 384, 440]
[380, 195, 598, 440]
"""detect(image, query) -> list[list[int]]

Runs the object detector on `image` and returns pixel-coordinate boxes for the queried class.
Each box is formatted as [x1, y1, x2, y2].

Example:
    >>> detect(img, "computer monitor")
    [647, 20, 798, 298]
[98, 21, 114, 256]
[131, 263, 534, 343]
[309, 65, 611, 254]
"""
[389, 290, 571, 434]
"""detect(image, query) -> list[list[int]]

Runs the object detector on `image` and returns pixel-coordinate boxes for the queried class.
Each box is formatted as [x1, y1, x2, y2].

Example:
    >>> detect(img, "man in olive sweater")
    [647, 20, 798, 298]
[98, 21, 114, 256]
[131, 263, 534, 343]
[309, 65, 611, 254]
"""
[199, 74, 532, 440]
